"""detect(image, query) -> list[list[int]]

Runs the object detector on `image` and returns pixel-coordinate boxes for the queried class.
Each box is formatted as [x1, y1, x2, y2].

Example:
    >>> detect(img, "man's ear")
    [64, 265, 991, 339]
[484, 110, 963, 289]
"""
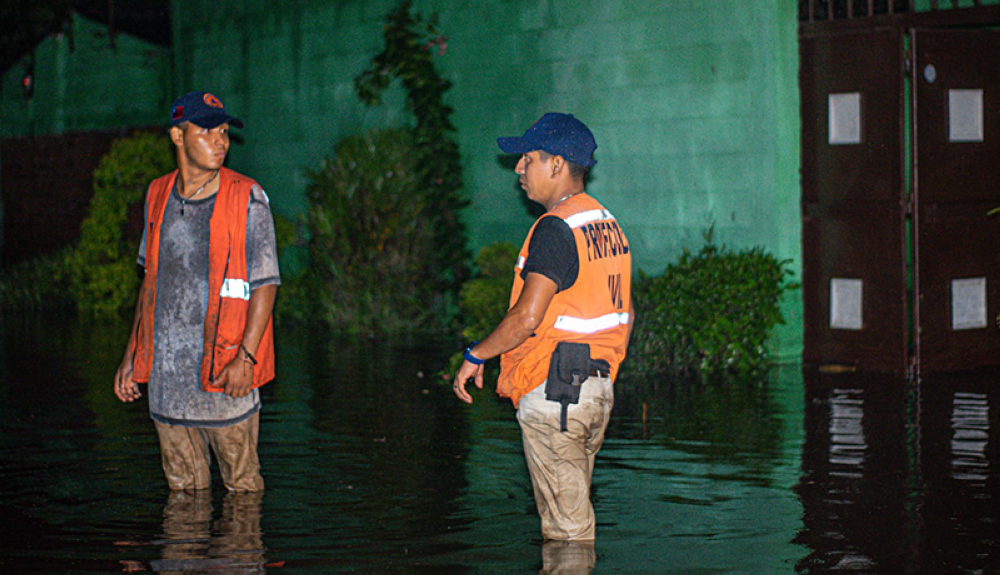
[169, 125, 185, 147]
[551, 155, 564, 177]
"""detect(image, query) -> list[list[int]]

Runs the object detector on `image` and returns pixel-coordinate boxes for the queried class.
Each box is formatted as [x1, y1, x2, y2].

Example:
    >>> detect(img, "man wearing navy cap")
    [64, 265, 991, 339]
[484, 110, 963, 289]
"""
[113, 92, 280, 492]
[454, 113, 633, 543]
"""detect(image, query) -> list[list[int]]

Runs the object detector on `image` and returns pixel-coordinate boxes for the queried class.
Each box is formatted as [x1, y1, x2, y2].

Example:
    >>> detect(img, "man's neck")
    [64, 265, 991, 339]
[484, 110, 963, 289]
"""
[178, 164, 220, 194]
[545, 183, 585, 212]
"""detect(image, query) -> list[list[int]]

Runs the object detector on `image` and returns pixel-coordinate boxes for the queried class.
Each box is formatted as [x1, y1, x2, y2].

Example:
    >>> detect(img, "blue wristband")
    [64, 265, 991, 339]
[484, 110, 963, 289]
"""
[463, 341, 485, 365]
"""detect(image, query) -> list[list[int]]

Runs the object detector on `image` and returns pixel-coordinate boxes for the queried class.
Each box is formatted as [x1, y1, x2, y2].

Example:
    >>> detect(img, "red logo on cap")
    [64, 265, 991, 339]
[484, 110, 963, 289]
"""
[172, 106, 184, 120]
[203, 93, 223, 109]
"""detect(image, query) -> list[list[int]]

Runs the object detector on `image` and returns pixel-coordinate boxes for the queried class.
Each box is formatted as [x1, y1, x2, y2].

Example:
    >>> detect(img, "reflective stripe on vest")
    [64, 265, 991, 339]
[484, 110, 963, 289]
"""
[220, 278, 251, 300]
[553, 312, 630, 334]
[563, 209, 614, 229]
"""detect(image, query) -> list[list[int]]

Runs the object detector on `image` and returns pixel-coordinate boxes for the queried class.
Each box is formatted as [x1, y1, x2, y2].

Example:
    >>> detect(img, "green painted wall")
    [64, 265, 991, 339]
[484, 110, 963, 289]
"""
[1, 13, 170, 137]
[171, 0, 803, 359]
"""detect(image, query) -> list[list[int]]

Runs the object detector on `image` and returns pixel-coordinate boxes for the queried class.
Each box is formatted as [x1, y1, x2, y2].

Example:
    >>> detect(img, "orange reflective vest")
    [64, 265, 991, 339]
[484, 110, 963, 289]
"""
[132, 166, 276, 392]
[498, 193, 631, 407]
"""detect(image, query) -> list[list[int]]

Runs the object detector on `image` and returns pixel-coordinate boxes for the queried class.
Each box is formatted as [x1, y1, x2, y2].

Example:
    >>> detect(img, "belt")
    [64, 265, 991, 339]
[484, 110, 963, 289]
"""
[589, 368, 609, 378]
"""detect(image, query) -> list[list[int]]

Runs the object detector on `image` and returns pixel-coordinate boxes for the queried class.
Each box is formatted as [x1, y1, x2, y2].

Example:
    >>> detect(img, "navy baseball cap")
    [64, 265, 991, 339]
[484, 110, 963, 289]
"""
[170, 91, 243, 129]
[497, 112, 597, 168]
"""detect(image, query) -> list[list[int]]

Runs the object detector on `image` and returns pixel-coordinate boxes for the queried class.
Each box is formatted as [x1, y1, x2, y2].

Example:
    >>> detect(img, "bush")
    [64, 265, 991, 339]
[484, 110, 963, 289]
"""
[71, 131, 174, 315]
[355, 0, 469, 298]
[272, 212, 297, 256]
[0, 248, 74, 313]
[458, 242, 518, 341]
[0, 131, 172, 316]
[304, 128, 446, 335]
[440, 242, 517, 378]
[627, 231, 797, 382]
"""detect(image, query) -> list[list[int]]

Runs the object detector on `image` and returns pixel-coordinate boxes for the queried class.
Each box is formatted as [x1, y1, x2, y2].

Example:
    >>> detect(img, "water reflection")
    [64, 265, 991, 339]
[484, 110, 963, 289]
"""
[539, 540, 595, 574]
[827, 388, 865, 474]
[917, 371, 1000, 573]
[148, 490, 267, 573]
[796, 371, 909, 571]
[796, 367, 1000, 574]
[949, 391, 989, 482]
[0, 314, 806, 573]
[12, 310, 1000, 572]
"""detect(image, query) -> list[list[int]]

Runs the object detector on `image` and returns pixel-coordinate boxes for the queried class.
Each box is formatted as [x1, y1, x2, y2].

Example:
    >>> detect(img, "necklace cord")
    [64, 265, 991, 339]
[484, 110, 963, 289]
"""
[180, 170, 219, 216]
[551, 190, 583, 211]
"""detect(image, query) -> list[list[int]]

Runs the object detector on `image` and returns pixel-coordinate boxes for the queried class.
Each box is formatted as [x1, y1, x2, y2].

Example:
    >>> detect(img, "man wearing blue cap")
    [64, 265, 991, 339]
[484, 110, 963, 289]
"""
[454, 113, 633, 542]
[113, 92, 280, 492]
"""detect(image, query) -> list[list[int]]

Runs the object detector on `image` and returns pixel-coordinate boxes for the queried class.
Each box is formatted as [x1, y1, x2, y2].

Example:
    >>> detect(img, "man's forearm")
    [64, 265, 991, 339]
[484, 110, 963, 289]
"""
[467, 272, 558, 362]
[241, 284, 278, 354]
[122, 282, 146, 360]
[471, 308, 540, 361]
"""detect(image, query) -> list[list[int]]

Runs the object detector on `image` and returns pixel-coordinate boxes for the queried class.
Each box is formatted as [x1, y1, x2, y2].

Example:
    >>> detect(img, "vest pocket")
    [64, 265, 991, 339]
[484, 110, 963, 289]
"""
[212, 295, 249, 375]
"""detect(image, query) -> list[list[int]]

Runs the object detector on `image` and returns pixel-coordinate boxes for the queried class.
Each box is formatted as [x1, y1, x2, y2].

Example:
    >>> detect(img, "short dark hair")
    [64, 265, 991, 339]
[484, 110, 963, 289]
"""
[538, 150, 589, 181]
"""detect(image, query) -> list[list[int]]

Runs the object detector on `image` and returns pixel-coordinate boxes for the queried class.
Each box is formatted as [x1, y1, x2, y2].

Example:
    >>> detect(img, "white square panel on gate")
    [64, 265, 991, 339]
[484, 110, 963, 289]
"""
[948, 89, 984, 143]
[952, 277, 987, 331]
[828, 93, 862, 145]
[830, 278, 863, 330]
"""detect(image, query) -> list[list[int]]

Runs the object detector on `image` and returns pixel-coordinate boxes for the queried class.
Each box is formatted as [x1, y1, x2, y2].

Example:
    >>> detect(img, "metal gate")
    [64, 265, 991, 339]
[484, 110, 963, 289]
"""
[913, 29, 1000, 371]
[801, 28, 909, 372]
[800, 5, 1000, 374]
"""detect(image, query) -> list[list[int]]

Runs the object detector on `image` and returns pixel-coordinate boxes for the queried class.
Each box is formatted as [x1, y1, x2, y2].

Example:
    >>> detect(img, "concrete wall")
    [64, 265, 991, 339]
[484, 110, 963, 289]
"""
[1, 13, 170, 138]
[171, 0, 803, 358]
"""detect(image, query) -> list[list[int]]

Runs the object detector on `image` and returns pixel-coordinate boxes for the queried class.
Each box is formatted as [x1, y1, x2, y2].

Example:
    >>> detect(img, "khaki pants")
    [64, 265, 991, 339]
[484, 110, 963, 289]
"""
[517, 375, 614, 541]
[153, 411, 264, 492]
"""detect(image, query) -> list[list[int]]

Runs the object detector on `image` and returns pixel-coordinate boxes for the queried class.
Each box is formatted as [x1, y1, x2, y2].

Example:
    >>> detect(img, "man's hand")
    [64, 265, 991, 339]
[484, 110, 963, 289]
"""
[451, 273, 558, 405]
[453, 360, 484, 404]
[215, 284, 275, 399]
[215, 356, 255, 399]
[115, 282, 145, 403]
[113, 358, 142, 402]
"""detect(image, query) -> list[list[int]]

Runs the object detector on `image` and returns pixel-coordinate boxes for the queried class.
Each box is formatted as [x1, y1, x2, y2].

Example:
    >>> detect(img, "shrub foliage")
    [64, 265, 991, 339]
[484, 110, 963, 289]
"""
[458, 242, 518, 341]
[628, 233, 797, 381]
[355, 0, 468, 298]
[0, 131, 173, 315]
[441, 242, 518, 376]
[304, 128, 443, 334]
[0, 248, 74, 313]
[71, 131, 174, 315]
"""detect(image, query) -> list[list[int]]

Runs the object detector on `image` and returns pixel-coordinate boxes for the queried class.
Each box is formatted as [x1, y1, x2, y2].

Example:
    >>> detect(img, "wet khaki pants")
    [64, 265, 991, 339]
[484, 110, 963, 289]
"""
[517, 375, 614, 541]
[153, 412, 264, 492]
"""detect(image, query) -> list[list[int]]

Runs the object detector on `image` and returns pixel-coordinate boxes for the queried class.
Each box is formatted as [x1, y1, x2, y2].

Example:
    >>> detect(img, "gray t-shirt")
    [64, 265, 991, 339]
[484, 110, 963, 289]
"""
[138, 182, 280, 427]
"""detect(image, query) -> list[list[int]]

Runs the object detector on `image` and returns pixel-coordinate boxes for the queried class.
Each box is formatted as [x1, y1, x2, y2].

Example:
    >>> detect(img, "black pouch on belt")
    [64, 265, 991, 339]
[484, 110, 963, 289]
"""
[545, 342, 592, 432]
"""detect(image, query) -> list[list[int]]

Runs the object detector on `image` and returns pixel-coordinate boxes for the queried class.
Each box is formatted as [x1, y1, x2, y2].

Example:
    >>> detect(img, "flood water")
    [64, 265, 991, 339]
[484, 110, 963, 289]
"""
[1, 314, 999, 574]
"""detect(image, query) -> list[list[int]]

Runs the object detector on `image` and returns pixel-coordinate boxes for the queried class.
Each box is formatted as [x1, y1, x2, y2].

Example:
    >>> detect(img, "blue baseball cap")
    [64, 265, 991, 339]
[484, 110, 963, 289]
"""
[170, 91, 243, 129]
[497, 112, 597, 168]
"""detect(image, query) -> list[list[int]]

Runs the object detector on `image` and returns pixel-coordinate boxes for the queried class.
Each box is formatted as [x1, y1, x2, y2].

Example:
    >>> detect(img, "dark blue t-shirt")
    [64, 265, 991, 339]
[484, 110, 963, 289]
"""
[521, 215, 578, 292]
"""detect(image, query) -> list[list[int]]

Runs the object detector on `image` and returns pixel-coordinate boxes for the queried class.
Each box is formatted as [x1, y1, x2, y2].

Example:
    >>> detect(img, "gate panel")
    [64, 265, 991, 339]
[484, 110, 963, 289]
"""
[914, 29, 1000, 372]
[801, 28, 908, 371]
